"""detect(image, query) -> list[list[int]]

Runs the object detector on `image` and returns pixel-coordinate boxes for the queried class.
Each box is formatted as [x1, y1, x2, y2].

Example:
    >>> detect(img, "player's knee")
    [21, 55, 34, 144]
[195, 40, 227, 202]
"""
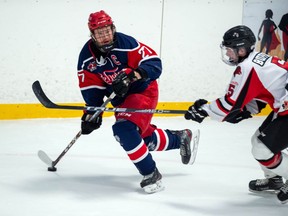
[112, 120, 138, 145]
[251, 132, 273, 160]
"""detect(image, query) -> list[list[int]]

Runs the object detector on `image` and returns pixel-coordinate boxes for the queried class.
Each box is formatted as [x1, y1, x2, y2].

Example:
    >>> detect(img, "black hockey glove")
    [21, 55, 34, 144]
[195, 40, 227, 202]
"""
[184, 99, 208, 123]
[225, 110, 252, 124]
[81, 113, 102, 135]
[112, 68, 137, 97]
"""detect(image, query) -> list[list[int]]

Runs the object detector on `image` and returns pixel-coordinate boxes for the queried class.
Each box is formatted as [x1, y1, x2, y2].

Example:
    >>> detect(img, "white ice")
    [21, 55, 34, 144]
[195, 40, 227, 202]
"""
[1, 116, 287, 216]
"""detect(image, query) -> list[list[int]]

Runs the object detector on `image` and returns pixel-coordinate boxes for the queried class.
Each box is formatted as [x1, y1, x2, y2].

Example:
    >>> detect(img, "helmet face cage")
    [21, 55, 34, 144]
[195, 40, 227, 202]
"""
[90, 25, 116, 53]
[220, 44, 239, 66]
[88, 10, 116, 53]
[221, 25, 256, 65]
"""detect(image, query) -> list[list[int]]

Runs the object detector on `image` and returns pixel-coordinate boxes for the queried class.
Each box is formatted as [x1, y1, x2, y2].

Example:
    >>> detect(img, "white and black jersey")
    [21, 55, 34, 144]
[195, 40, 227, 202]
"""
[202, 51, 288, 122]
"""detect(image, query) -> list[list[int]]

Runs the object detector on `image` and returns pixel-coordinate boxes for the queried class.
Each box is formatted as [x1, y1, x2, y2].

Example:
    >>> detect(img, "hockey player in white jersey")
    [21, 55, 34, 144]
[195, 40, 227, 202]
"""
[184, 25, 288, 204]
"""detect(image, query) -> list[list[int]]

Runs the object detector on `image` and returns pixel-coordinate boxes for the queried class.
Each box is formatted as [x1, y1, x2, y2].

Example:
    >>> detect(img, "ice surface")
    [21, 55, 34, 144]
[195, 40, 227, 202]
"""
[1, 116, 287, 216]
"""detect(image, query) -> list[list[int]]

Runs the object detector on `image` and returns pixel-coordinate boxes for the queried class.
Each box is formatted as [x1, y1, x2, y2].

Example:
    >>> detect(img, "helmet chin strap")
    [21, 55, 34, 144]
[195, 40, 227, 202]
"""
[237, 56, 246, 63]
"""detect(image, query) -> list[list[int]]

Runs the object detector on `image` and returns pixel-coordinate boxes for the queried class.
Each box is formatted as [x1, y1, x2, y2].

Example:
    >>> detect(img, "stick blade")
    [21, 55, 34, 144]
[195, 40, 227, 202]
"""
[38, 150, 53, 167]
[189, 129, 200, 165]
[32, 81, 57, 108]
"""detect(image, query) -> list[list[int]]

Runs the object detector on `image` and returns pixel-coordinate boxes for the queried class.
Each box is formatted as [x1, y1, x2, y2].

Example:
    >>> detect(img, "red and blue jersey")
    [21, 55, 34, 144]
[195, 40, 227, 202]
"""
[77, 32, 162, 107]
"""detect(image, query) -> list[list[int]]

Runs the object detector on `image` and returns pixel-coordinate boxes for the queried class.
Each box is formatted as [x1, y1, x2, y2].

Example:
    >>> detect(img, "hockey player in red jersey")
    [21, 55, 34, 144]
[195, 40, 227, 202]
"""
[77, 10, 199, 193]
[185, 25, 288, 204]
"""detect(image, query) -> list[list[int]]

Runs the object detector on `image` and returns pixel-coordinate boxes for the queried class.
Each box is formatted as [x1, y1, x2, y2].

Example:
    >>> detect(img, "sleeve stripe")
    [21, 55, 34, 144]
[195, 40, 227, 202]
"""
[112, 42, 140, 52]
[138, 56, 160, 66]
[81, 56, 94, 69]
[216, 99, 230, 114]
[80, 85, 106, 91]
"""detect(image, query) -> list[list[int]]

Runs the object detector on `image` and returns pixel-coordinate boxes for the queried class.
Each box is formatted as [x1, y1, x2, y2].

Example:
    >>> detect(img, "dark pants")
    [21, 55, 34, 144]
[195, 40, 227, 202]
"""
[258, 111, 288, 153]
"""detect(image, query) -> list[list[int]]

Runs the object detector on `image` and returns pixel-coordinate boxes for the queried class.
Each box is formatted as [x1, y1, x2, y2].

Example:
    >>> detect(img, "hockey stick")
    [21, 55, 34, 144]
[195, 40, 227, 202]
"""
[32, 80, 187, 114]
[37, 91, 115, 172]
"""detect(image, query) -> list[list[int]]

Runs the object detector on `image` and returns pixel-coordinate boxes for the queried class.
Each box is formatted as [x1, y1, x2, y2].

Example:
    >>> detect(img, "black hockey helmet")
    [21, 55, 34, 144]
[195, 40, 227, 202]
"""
[222, 25, 256, 52]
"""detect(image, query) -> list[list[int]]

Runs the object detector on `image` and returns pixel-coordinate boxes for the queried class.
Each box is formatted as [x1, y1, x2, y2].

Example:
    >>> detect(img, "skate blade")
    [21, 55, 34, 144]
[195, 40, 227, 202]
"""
[279, 199, 288, 204]
[143, 180, 165, 194]
[249, 188, 279, 195]
[189, 129, 200, 165]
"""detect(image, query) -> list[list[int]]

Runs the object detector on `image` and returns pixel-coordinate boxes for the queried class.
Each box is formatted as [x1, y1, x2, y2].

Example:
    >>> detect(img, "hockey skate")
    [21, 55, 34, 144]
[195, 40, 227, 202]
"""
[140, 168, 164, 194]
[171, 129, 200, 165]
[249, 175, 284, 194]
[277, 180, 288, 204]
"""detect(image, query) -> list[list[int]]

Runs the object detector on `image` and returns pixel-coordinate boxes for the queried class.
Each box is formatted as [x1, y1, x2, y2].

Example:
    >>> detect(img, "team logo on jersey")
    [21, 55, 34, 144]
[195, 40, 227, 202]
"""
[88, 61, 97, 71]
[96, 56, 108, 66]
[233, 66, 242, 77]
[99, 68, 119, 84]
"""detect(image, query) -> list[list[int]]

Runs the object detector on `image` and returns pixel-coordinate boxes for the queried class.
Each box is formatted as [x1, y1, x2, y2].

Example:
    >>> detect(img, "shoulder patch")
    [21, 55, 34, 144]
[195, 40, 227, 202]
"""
[252, 52, 270, 66]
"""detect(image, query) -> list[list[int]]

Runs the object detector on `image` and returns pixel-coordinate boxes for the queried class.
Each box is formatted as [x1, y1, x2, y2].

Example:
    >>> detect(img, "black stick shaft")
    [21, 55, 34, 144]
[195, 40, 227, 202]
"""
[51, 130, 82, 167]
[49, 93, 115, 168]
[32, 80, 187, 114]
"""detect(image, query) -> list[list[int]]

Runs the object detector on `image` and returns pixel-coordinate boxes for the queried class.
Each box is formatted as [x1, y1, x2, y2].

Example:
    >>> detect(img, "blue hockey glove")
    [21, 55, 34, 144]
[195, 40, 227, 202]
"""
[112, 68, 137, 97]
[184, 99, 208, 123]
[81, 113, 102, 135]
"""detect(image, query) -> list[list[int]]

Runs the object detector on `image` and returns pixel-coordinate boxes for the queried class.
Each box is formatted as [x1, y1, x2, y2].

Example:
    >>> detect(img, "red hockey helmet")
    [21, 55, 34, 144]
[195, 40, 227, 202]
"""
[88, 10, 113, 31]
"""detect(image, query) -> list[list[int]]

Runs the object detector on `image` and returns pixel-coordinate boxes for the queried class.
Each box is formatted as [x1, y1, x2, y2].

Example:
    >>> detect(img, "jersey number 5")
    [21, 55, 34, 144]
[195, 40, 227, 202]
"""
[227, 84, 236, 97]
